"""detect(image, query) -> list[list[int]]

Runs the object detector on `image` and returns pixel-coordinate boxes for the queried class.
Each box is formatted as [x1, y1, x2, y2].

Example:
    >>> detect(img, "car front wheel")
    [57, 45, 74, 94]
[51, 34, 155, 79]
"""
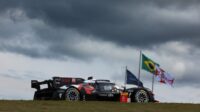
[65, 88, 80, 101]
[134, 89, 149, 103]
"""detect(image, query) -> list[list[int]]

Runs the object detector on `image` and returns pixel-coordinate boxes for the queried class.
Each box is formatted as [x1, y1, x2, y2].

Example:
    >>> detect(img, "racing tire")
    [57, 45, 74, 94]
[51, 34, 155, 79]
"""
[65, 87, 80, 101]
[134, 89, 149, 103]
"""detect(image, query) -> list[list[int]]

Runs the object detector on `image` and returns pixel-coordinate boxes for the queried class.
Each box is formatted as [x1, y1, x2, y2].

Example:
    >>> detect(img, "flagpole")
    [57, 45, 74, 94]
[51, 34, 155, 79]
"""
[124, 66, 127, 90]
[152, 74, 155, 92]
[138, 50, 142, 87]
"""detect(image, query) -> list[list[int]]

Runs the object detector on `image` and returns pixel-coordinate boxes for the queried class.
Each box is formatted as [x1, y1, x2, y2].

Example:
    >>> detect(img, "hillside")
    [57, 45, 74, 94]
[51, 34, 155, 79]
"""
[0, 100, 199, 112]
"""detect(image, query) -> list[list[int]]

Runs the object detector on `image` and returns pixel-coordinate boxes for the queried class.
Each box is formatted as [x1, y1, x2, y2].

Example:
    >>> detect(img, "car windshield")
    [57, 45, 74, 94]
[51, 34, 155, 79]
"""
[98, 83, 115, 92]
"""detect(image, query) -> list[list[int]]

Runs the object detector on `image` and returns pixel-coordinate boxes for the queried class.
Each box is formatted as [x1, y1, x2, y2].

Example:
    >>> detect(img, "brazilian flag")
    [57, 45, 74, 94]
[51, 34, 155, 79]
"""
[142, 54, 159, 73]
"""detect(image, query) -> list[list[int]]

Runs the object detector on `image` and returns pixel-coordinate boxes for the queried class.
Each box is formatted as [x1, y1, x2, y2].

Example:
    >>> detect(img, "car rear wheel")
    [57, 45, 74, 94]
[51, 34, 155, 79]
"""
[65, 88, 80, 101]
[134, 89, 149, 103]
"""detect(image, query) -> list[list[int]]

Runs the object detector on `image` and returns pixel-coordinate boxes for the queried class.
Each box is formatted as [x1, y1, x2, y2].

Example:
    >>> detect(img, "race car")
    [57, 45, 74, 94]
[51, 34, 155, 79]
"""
[31, 76, 155, 102]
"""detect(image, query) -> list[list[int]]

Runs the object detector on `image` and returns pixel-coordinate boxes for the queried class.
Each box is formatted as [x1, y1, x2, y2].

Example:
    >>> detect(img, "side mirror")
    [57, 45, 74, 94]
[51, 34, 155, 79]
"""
[87, 76, 93, 80]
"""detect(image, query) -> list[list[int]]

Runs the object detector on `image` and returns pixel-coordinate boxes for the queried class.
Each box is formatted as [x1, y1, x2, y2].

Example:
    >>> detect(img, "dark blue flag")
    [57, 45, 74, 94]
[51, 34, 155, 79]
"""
[126, 69, 143, 87]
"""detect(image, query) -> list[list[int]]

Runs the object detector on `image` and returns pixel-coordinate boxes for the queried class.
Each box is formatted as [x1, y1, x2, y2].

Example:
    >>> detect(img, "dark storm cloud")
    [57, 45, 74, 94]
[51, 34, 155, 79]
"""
[0, 69, 48, 81]
[1, 0, 200, 47]
[1, 0, 200, 87]
[176, 75, 200, 87]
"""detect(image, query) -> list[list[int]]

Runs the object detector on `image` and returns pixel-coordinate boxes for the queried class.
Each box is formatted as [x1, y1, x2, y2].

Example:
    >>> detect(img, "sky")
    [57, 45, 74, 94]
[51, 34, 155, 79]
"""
[0, 0, 200, 103]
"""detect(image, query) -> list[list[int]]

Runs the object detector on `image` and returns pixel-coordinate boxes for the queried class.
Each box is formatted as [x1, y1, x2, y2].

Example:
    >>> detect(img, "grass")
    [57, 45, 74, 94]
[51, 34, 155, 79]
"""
[0, 100, 200, 112]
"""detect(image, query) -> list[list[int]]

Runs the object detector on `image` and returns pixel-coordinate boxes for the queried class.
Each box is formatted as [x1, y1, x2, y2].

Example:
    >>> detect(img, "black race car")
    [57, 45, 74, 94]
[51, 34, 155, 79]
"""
[31, 77, 156, 102]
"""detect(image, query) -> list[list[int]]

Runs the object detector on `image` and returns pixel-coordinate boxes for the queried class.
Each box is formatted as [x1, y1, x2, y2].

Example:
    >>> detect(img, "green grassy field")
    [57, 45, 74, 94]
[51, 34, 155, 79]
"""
[0, 100, 199, 112]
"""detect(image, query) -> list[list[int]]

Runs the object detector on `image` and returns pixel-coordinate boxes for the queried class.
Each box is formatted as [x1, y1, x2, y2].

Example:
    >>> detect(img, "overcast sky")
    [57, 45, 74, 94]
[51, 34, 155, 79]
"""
[0, 0, 200, 103]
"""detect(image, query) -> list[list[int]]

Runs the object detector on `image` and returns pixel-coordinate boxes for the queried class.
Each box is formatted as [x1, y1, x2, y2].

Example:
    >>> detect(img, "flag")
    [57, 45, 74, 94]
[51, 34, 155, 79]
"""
[142, 54, 159, 73]
[126, 69, 143, 87]
[141, 53, 175, 86]
[155, 66, 175, 86]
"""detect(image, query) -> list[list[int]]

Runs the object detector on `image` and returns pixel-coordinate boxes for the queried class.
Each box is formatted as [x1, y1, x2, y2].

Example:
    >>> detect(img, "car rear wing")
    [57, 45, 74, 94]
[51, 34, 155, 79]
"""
[31, 77, 85, 90]
[31, 80, 53, 90]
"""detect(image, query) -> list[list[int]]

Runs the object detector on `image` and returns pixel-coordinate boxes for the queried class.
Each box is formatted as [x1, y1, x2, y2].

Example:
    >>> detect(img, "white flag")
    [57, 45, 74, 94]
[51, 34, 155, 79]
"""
[155, 66, 174, 86]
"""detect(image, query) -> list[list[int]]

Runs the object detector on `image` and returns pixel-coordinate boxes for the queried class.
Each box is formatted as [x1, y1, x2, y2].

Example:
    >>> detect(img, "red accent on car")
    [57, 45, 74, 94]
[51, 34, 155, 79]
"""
[77, 84, 95, 94]
[83, 84, 95, 94]
[77, 84, 83, 91]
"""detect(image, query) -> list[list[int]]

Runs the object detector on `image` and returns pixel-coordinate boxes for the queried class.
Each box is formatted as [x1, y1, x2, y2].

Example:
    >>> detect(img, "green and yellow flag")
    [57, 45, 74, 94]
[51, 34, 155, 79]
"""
[142, 54, 159, 73]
